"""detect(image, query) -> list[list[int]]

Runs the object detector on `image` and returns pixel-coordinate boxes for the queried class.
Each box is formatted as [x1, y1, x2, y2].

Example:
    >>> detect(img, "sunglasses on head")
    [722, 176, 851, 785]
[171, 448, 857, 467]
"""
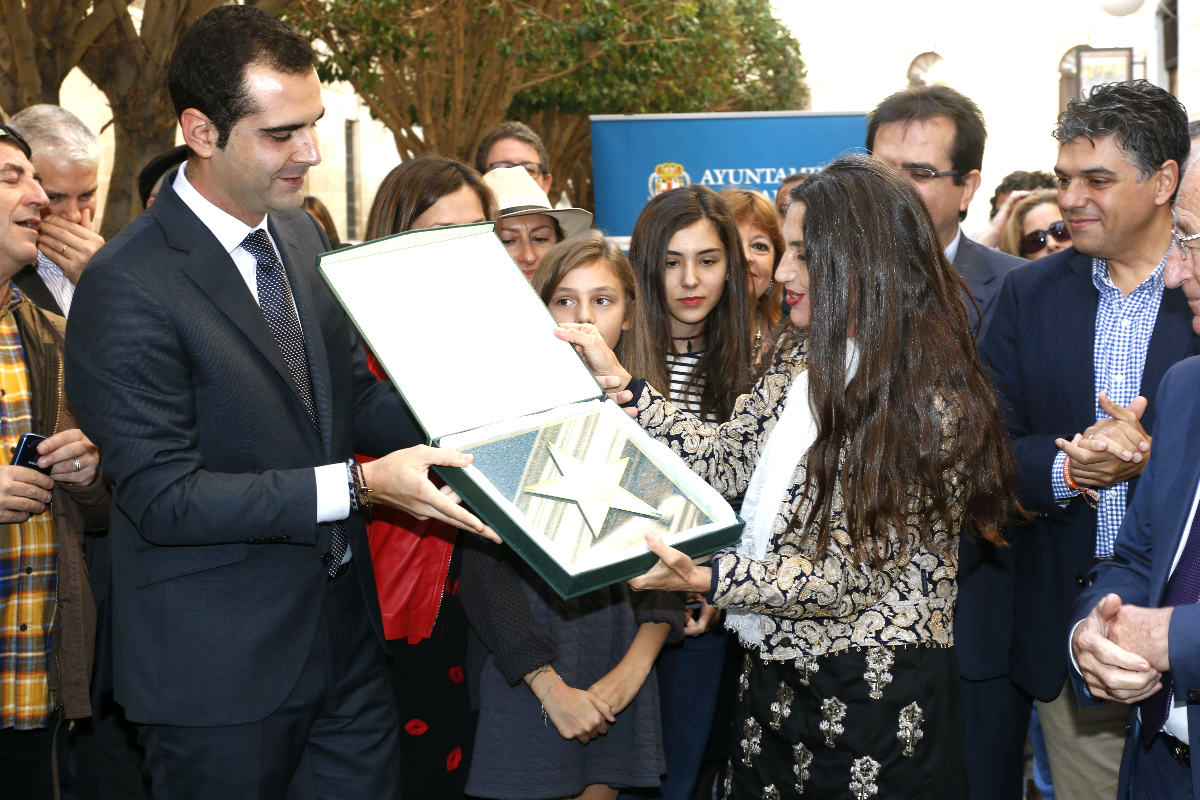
[1019, 220, 1070, 256]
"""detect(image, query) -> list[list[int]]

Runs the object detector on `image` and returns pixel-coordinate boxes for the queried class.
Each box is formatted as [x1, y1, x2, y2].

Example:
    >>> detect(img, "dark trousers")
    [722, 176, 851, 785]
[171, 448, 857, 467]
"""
[960, 675, 1030, 800]
[138, 561, 401, 800]
[0, 720, 60, 800]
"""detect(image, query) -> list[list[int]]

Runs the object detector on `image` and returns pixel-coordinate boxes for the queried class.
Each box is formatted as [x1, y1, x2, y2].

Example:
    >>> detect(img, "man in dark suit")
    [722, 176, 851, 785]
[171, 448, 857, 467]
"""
[63, 7, 493, 798]
[1069, 151, 1200, 800]
[867, 84, 1026, 799]
[980, 80, 1194, 799]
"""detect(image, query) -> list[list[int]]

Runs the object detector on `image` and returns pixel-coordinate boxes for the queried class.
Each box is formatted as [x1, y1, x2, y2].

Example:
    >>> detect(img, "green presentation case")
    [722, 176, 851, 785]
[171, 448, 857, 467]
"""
[317, 222, 743, 598]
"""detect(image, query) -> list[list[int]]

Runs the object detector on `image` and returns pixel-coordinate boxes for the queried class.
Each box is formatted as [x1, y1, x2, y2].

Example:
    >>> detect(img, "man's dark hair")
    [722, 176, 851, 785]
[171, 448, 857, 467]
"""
[1054, 80, 1189, 192]
[988, 170, 1057, 218]
[0, 123, 31, 159]
[168, 5, 316, 149]
[866, 85, 987, 181]
[473, 121, 551, 176]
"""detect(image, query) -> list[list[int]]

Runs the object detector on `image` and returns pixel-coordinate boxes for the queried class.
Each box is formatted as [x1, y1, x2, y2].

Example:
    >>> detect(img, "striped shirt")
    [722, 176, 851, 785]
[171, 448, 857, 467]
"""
[35, 250, 74, 318]
[1051, 255, 1166, 558]
[0, 288, 56, 729]
[665, 351, 718, 424]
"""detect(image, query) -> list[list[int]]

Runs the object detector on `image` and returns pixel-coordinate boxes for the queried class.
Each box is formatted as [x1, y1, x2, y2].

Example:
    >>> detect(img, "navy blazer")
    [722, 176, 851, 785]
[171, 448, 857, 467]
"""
[64, 176, 424, 726]
[977, 246, 1200, 700]
[949, 233, 1023, 681]
[951, 232, 1025, 338]
[1070, 356, 1200, 798]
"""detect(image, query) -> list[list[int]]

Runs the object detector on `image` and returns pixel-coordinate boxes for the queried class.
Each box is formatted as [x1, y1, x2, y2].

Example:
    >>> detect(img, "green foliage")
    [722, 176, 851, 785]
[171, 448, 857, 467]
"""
[508, 0, 806, 118]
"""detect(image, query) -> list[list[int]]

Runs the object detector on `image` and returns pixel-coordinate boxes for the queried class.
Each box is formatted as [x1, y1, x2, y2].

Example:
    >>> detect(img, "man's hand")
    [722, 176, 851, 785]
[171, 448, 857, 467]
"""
[38, 208, 105, 283]
[628, 532, 712, 594]
[37, 428, 100, 485]
[1056, 393, 1151, 488]
[1072, 593, 1161, 703]
[361, 445, 499, 542]
[0, 465, 53, 523]
[1110, 603, 1173, 673]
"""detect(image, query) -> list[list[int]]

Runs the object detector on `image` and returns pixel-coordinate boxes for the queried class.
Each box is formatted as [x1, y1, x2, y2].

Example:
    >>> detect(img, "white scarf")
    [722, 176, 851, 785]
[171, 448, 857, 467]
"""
[724, 340, 859, 648]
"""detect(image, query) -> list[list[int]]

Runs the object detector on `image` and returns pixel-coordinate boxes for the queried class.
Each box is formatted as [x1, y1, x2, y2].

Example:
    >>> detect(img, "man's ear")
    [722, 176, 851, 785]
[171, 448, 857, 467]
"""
[180, 109, 217, 159]
[959, 169, 982, 212]
[1154, 160, 1180, 207]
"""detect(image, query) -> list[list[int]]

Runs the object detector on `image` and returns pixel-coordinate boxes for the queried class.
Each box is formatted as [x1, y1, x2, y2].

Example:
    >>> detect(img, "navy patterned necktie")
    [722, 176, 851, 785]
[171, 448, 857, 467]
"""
[242, 229, 347, 575]
[1138, 504, 1200, 744]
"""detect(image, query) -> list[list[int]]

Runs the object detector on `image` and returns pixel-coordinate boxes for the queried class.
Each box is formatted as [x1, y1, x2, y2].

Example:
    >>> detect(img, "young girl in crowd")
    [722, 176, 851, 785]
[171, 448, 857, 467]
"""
[360, 154, 495, 799]
[621, 185, 752, 800]
[459, 230, 683, 800]
[721, 189, 783, 363]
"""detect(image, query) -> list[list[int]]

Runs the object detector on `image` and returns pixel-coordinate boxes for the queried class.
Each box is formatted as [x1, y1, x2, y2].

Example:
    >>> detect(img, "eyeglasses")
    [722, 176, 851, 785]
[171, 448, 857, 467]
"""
[1172, 214, 1200, 262]
[1019, 220, 1071, 256]
[0, 124, 30, 158]
[488, 160, 545, 178]
[898, 166, 964, 184]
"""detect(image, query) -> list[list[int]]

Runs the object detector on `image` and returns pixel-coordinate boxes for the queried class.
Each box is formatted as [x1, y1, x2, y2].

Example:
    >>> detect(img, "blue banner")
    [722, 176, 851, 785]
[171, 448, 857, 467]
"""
[589, 111, 867, 241]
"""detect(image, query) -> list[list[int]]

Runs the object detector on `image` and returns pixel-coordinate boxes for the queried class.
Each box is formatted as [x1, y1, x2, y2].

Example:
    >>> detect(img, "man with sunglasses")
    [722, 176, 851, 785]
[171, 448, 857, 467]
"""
[1069, 151, 1200, 799]
[868, 84, 1027, 800]
[474, 120, 553, 194]
[980, 80, 1197, 800]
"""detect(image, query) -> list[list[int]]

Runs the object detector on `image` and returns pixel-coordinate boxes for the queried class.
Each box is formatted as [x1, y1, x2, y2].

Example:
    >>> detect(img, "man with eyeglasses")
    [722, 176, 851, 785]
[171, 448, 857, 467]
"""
[867, 85, 1024, 338]
[474, 120, 553, 193]
[980, 80, 1197, 800]
[867, 84, 1026, 800]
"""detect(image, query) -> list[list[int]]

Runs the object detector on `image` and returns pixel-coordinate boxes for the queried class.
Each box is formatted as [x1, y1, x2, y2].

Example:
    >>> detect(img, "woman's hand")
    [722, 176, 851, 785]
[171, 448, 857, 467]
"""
[628, 533, 712, 594]
[554, 323, 632, 401]
[684, 595, 721, 636]
[543, 681, 616, 744]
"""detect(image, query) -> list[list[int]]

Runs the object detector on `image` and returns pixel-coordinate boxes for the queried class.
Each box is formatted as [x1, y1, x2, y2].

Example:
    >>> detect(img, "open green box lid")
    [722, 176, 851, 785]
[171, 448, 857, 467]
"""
[318, 222, 743, 598]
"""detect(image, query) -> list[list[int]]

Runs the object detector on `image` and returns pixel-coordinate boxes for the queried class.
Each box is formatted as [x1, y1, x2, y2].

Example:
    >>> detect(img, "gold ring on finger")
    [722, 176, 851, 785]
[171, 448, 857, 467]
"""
[61, 244, 69, 255]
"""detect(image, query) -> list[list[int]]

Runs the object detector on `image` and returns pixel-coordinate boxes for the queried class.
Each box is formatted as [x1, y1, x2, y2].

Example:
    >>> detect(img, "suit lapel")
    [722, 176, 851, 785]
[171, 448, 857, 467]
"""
[152, 183, 319, 440]
[1148, 389, 1200, 600]
[272, 215, 333, 459]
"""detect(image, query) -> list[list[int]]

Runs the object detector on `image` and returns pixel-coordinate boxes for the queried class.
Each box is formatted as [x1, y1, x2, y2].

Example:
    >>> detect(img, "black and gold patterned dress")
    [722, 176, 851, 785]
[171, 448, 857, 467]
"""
[633, 335, 967, 800]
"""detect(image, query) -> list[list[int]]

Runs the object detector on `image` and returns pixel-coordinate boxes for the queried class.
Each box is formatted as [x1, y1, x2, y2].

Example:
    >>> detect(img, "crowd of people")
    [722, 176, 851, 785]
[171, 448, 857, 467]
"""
[3, 5, 1200, 800]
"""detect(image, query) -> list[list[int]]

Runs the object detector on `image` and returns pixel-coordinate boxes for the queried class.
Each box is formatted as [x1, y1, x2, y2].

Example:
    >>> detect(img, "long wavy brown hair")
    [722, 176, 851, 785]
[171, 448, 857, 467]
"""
[626, 186, 751, 421]
[788, 154, 1018, 565]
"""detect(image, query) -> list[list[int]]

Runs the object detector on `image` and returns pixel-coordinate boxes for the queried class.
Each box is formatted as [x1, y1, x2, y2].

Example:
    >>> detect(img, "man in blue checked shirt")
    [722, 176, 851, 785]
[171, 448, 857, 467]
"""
[979, 79, 1197, 800]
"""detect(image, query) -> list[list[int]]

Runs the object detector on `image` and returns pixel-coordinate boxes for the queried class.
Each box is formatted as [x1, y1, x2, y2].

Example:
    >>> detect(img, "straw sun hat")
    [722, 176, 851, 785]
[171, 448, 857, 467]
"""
[482, 166, 593, 237]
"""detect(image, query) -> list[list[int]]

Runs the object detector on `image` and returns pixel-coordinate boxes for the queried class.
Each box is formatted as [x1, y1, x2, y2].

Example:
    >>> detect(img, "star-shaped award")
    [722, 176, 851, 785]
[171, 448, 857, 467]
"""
[524, 442, 662, 538]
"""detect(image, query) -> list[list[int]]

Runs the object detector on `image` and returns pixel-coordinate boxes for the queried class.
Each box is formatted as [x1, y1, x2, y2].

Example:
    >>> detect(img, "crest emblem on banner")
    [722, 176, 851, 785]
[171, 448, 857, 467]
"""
[648, 162, 690, 197]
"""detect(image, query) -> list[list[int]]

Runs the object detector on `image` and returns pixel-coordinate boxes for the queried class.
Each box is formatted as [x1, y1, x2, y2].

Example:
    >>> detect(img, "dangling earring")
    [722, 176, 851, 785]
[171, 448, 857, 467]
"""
[763, 278, 775, 298]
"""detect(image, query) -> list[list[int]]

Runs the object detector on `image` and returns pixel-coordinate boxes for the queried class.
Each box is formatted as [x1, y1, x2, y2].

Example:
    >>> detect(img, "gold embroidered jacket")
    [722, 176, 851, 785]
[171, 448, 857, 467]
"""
[635, 336, 968, 661]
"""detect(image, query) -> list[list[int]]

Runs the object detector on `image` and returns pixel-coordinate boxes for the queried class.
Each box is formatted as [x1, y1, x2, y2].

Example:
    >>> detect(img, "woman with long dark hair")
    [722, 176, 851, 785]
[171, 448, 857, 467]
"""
[561, 154, 1020, 797]
[620, 185, 752, 800]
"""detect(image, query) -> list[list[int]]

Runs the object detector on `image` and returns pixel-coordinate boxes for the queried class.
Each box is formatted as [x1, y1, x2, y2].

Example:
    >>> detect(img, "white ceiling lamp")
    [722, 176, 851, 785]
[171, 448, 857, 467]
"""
[1099, 0, 1144, 15]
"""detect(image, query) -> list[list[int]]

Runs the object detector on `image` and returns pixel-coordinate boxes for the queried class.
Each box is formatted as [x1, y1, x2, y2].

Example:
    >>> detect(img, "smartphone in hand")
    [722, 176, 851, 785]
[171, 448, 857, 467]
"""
[10, 433, 50, 475]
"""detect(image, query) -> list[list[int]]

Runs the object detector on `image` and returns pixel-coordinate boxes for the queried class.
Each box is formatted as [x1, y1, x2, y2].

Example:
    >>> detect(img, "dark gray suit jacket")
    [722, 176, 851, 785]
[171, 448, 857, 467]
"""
[951, 231, 1026, 338]
[64, 177, 422, 726]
